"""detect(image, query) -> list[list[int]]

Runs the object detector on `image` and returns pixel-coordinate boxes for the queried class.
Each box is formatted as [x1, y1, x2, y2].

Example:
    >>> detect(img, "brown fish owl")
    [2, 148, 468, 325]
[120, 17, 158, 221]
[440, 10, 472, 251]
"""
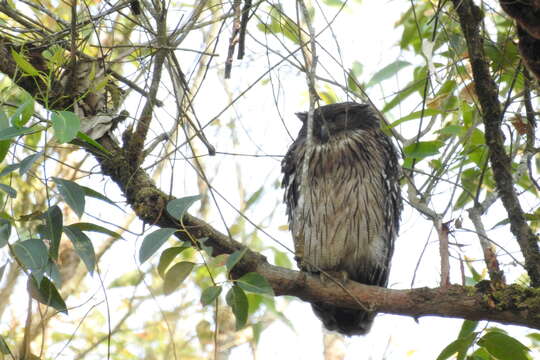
[282, 102, 402, 336]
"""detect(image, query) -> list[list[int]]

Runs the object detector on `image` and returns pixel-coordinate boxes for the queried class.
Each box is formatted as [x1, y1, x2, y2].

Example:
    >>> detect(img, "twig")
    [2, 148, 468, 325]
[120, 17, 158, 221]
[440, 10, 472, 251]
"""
[126, 8, 169, 166]
[224, 0, 242, 79]
[437, 219, 451, 287]
[468, 207, 506, 285]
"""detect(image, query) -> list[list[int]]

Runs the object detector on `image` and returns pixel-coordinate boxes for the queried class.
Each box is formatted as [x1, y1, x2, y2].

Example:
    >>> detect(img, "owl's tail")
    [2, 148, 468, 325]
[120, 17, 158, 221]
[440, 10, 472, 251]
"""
[311, 302, 376, 336]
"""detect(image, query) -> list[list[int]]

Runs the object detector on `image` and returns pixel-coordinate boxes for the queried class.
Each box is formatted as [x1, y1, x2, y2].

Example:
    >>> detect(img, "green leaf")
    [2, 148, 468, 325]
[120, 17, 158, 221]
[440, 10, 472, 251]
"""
[19, 151, 42, 176]
[68, 222, 121, 239]
[43, 205, 62, 260]
[226, 248, 248, 273]
[63, 225, 96, 275]
[0, 334, 12, 355]
[478, 331, 530, 360]
[0, 184, 16, 198]
[0, 110, 11, 163]
[226, 285, 249, 330]
[28, 276, 67, 314]
[0, 219, 10, 248]
[109, 270, 144, 288]
[436, 333, 477, 360]
[382, 68, 427, 113]
[52, 177, 85, 218]
[0, 163, 20, 177]
[44, 260, 62, 287]
[10, 95, 34, 127]
[12, 238, 48, 272]
[404, 141, 444, 160]
[166, 195, 201, 220]
[438, 124, 463, 136]
[458, 320, 478, 339]
[139, 228, 177, 264]
[11, 49, 39, 76]
[367, 60, 410, 87]
[0, 263, 6, 281]
[51, 111, 81, 143]
[252, 322, 263, 346]
[80, 186, 122, 210]
[76, 131, 110, 155]
[157, 246, 189, 277]
[273, 248, 292, 268]
[0, 126, 40, 141]
[201, 285, 223, 305]
[163, 261, 195, 295]
[389, 109, 441, 129]
[236, 272, 274, 295]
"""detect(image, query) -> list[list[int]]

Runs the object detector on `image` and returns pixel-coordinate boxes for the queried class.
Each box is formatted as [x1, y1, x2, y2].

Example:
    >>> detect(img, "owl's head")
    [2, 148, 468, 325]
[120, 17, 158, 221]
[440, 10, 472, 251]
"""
[296, 102, 380, 142]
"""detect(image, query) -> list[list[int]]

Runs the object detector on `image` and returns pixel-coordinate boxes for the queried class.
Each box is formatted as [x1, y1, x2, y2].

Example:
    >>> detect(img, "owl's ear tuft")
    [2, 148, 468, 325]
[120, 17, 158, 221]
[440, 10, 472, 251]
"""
[295, 112, 307, 122]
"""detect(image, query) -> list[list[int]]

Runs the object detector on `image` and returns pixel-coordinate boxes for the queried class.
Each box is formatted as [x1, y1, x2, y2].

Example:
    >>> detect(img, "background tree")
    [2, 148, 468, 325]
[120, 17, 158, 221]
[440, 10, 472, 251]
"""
[0, 0, 539, 359]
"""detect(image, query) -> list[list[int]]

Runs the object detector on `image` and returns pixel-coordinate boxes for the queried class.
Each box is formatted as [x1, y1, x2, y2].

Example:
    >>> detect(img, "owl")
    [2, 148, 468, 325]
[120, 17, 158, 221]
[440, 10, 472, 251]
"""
[282, 102, 402, 336]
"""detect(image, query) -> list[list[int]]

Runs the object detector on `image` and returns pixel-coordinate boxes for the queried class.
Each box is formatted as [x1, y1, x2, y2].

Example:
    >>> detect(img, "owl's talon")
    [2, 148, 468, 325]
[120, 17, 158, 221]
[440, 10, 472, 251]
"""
[320, 270, 349, 285]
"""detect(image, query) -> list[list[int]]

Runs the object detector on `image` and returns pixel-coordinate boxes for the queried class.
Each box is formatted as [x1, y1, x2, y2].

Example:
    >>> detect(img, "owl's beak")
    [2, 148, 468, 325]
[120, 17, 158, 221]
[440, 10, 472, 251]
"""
[320, 122, 330, 143]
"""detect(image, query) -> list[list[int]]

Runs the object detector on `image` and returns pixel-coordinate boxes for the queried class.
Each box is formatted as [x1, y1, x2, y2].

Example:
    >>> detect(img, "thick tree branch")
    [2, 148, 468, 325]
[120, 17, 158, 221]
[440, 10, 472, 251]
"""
[451, 0, 540, 287]
[86, 134, 540, 331]
[499, 1, 540, 81]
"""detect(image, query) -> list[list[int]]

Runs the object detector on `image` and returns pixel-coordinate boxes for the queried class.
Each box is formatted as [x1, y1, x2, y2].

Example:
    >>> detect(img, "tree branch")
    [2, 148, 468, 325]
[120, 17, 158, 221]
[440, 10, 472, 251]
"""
[451, 0, 540, 287]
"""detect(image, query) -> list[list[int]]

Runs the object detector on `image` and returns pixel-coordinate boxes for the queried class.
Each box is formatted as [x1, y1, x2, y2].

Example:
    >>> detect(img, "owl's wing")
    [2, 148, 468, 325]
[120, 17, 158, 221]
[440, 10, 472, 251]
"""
[281, 138, 303, 218]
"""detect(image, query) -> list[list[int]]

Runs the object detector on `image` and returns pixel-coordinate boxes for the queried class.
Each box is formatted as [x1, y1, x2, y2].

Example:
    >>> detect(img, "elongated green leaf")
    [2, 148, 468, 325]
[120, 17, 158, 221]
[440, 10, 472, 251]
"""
[12, 238, 48, 272]
[68, 222, 121, 239]
[382, 70, 426, 113]
[51, 111, 80, 143]
[436, 333, 477, 360]
[43, 205, 62, 260]
[0, 219, 10, 248]
[389, 109, 441, 128]
[226, 285, 248, 330]
[28, 276, 67, 314]
[0, 334, 12, 355]
[80, 186, 122, 210]
[139, 228, 177, 264]
[44, 260, 62, 287]
[11, 49, 39, 76]
[19, 151, 42, 176]
[237, 272, 274, 295]
[163, 261, 195, 295]
[226, 248, 248, 274]
[201, 286, 222, 305]
[166, 195, 201, 220]
[109, 270, 144, 288]
[0, 126, 39, 141]
[0, 110, 11, 163]
[0, 163, 20, 177]
[76, 131, 110, 155]
[0, 264, 6, 281]
[404, 141, 444, 160]
[157, 246, 189, 277]
[63, 225, 96, 275]
[367, 60, 410, 87]
[10, 96, 34, 127]
[52, 177, 85, 218]
[458, 320, 478, 339]
[0, 184, 16, 198]
[478, 331, 529, 360]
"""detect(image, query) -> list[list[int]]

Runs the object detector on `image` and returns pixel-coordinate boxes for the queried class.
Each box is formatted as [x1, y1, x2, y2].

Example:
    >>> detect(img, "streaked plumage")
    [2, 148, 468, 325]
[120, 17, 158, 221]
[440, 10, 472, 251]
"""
[282, 102, 402, 336]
